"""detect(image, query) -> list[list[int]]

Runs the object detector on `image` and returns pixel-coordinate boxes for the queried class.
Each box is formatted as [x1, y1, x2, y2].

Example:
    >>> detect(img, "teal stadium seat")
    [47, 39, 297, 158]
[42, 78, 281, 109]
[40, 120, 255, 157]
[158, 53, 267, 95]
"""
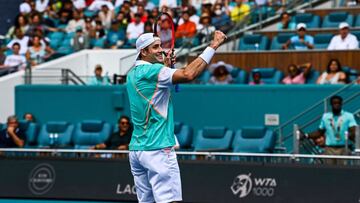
[270, 32, 293, 50]
[193, 127, 233, 152]
[342, 66, 359, 82]
[250, 68, 284, 84]
[313, 33, 334, 49]
[174, 122, 193, 150]
[306, 69, 320, 84]
[351, 30, 360, 41]
[322, 12, 354, 28]
[232, 126, 275, 153]
[294, 13, 321, 28]
[231, 68, 248, 84]
[355, 15, 360, 27]
[37, 121, 74, 148]
[0, 123, 4, 131]
[73, 120, 112, 149]
[195, 70, 211, 84]
[18, 120, 38, 148]
[238, 34, 269, 50]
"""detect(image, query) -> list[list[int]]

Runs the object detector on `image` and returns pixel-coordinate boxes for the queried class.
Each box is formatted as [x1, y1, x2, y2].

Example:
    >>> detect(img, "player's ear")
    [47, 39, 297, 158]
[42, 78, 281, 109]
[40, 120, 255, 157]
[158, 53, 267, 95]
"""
[140, 48, 148, 58]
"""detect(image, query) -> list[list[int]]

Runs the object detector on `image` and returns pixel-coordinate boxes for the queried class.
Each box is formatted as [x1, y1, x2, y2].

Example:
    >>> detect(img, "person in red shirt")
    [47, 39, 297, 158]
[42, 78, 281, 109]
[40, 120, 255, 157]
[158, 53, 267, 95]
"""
[175, 11, 196, 39]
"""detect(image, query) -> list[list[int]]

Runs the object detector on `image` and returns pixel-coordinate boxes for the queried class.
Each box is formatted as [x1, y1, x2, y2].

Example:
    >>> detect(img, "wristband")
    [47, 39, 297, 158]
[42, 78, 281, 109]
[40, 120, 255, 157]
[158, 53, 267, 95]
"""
[199, 47, 215, 64]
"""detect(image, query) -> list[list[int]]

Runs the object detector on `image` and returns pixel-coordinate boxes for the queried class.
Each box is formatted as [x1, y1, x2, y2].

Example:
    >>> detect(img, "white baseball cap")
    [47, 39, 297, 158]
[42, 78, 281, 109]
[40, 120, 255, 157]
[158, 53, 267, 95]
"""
[135, 33, 161, 61]
[296, 23, 307, 30]
[339, 22, 349, 29]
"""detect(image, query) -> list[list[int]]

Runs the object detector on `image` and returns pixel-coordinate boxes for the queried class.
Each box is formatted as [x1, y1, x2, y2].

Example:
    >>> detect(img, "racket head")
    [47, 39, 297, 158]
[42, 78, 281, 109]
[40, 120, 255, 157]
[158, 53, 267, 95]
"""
[153, 12, 175, 53]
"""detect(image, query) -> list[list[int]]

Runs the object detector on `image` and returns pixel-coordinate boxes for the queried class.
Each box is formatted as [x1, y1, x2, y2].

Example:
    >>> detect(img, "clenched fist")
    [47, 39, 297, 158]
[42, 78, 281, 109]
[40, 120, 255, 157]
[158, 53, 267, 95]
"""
[210, 30, 227, 50]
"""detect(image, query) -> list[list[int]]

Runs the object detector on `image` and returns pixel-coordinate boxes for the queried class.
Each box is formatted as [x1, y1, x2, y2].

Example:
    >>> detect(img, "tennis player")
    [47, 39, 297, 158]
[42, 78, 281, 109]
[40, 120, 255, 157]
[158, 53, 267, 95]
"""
[126, 30, 227, 203]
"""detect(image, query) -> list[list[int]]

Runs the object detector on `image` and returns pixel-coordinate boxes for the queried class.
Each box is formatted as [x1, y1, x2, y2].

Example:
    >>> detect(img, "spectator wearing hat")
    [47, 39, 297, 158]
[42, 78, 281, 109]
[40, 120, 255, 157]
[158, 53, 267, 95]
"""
[126, 13, 145, 47]
[327, 22, 359, 50]
[282, 23, 314, 50]
[198, 13, 216, 43]
[208, 61, 234, 85]
[88, 64, 111, 85]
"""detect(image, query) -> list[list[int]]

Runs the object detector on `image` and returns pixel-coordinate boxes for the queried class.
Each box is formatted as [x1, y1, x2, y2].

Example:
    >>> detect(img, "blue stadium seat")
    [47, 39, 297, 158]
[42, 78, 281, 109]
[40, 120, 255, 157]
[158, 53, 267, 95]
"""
[73, 120, 112, 149]
[342, 66, 358, 82]
[174, 122, 193, 150]
[313, 33, 334, 49]
[322, 12, 354, 28]
[232, 126, 275, 153]
[306, 69, 320, 84]
[294, 13, 321, 28]
[91, 38, 106, 48]
[49, 38, 62, 49]
[270, 32, 294, 50]
[37, 121, 74, 148]
[231, 68, 248, 84]
[195, 70, 211, 84]
[250, 68, 284, 84]
[18, 120, 38, 148]
[351, 30, 360, 41]
[193, 127, 233, 151]
[0, 123, 4, 131]
[238, 34, 269, 51]
[355, 14, 360, 27]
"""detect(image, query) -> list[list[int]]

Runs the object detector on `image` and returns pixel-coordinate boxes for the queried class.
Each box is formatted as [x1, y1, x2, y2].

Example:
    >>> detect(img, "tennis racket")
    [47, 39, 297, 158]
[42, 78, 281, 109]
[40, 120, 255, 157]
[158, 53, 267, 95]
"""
[153, 12, 180, 92]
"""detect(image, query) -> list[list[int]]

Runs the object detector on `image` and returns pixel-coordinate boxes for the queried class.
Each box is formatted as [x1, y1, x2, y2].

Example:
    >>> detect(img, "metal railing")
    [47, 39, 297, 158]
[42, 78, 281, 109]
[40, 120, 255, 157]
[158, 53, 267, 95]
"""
[275, 79, 360, 153]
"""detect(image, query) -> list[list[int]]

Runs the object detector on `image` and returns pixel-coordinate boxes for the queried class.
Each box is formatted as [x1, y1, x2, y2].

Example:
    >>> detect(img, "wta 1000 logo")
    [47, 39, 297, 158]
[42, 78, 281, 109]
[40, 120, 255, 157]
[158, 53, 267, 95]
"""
[230, 173, 277, 198]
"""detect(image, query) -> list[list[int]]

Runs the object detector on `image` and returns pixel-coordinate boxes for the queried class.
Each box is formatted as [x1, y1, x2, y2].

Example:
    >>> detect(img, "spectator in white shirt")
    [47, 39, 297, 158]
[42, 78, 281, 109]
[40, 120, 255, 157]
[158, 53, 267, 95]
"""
[88, 0, 114, 11]
[0, 43, 27, 69]
[19, 0, 31, 15]
[35, 0, 49, 13]
[66, 10, 86, 33]
[98, 4, 114, 29]
[327, 22, 359, 50]
[7, 27, 30, 55]
[126, 13, 144, 46]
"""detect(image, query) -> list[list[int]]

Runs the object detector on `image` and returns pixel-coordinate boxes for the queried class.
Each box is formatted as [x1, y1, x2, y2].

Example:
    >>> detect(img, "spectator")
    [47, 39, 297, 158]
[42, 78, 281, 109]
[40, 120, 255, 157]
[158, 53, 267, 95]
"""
[305, 96, 357, 164]
[26, 35, 55, 66]
[126, 13, 144, 47]
[327, 22, 359, 50]
[88, 64, 111, 85]
[106, 21, 125, 49]
[116, 12, 129, 32]
[178, 6, 200, 27]
[282, 23, 314, 50]
[175, 11, 196, 39]
[71, 27, 90, 51]
[66, 10, 86, 33]
[7, 27, 30, 55]
[142, 0, 156, 11]
[23, 113, 36, 122]
[198, 13, 215, 43]
[277, 12, 296, 30]
[6, 14, 29, 39]
[88, 0, 115, 11]
[130, 4, 148, 23]
[282, 63, 312, 84]
[249, 71, 264, 85]
[0, 116, 25, 148]
[212, 3, 233, 33]
[92, 116, 132, 150]
[157, 17, 172, 49]
[159, 0, 177, 8]
[143, 21, 153, 33]
[35, 0, 49, 13]
[73, 0, 87, 10]
[0, 43, 27, 69]
[19, 0, 32, 15]
[208, 61, 234, 84]
[317, 59, 346, 84]
[84, 17, 96, 35]
[26, 13, 58, 37]
[230, 0, 250, 23]
[98, 4, 114, 29]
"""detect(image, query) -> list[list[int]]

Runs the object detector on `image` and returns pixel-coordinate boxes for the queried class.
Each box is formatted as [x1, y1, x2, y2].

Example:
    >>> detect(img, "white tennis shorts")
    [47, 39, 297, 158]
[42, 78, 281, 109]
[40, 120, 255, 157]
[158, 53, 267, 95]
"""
[129, 147, 182, 203]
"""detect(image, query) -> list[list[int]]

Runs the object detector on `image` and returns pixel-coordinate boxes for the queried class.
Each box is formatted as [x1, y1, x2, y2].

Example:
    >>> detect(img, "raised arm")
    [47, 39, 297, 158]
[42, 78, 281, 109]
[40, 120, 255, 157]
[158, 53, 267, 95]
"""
[172, 31, 227, 84]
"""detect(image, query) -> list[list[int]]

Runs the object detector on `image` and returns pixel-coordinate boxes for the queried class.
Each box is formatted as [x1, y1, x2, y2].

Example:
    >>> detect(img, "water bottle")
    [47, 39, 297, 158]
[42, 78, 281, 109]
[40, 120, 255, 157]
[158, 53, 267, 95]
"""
[254, 43, 259, 51]
[54, 133, 59, 147]
[49, 133, 54, 147]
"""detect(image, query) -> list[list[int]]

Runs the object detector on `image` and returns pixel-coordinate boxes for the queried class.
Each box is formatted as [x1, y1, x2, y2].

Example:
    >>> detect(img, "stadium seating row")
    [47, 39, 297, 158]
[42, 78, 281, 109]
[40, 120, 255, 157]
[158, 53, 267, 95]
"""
[239, 30, 360, 50]
[0, 120, 275, 153]
[292, 12, 360, 29]
[196, 66, 358, 84]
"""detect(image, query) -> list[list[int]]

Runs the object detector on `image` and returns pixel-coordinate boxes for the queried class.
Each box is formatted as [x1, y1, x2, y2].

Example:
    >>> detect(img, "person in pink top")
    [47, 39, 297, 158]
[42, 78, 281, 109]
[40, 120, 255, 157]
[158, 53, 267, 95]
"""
[282, 63, 312, 84]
